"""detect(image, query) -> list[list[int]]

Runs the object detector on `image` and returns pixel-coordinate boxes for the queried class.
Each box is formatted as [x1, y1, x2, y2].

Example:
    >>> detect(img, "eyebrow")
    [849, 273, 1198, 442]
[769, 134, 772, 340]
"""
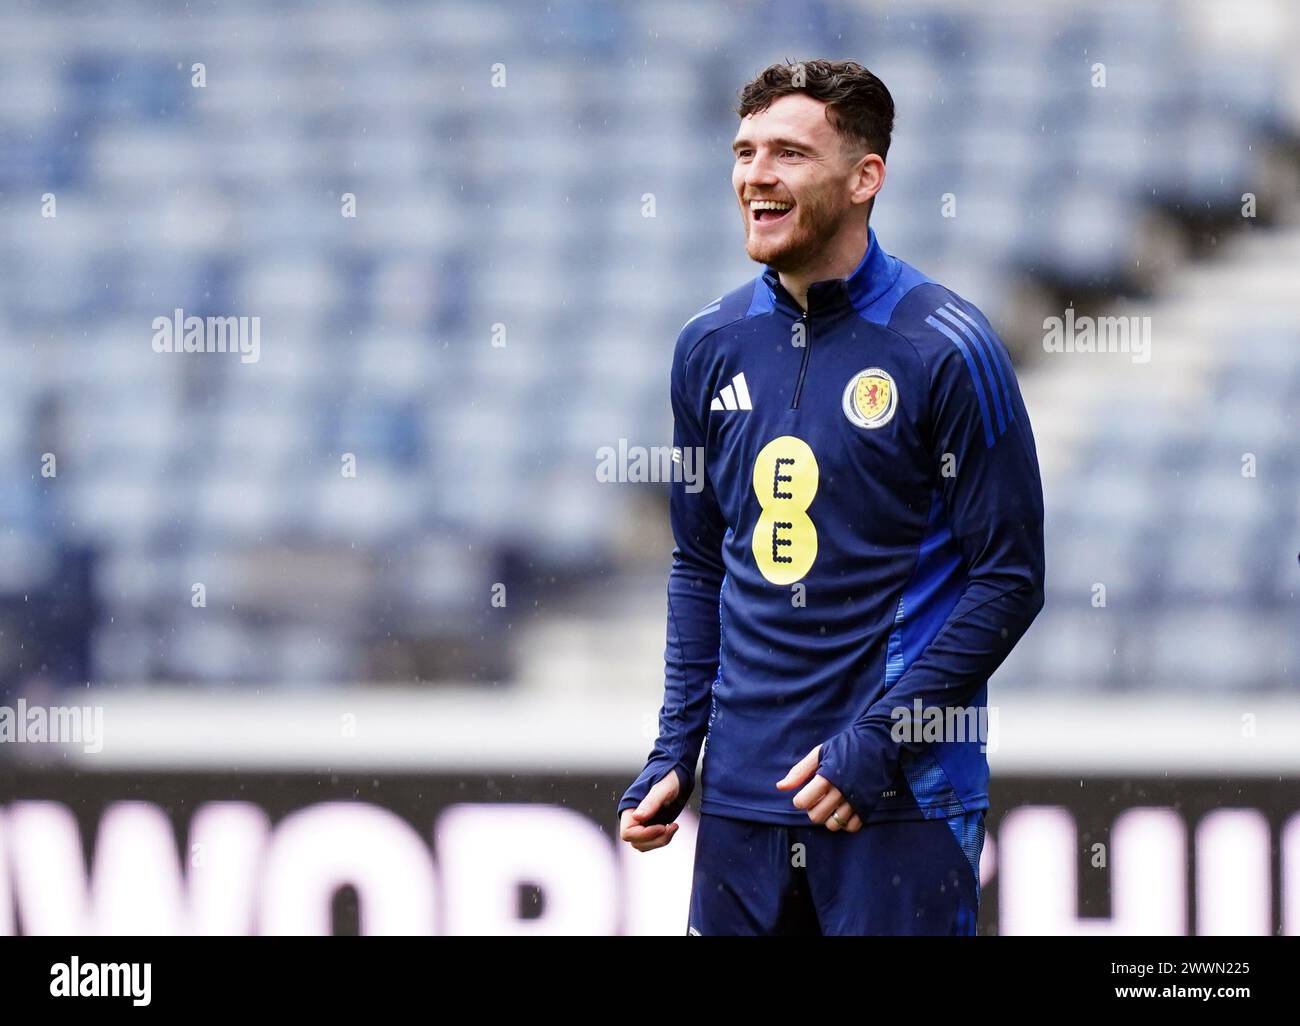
[731, 135, 818, 154]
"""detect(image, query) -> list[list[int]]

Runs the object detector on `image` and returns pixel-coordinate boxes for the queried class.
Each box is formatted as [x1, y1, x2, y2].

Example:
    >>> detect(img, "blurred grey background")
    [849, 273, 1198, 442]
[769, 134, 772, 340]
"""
[0, 0, 1295, 705]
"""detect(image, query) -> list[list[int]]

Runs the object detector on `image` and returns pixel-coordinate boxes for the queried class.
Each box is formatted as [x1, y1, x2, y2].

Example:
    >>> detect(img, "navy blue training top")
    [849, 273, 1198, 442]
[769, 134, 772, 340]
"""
[619, 227, 1045, 826]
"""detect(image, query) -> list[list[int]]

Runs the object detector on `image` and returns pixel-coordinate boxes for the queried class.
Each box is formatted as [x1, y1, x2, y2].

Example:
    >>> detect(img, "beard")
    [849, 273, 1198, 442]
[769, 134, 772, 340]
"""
[742, 187, 842, 273]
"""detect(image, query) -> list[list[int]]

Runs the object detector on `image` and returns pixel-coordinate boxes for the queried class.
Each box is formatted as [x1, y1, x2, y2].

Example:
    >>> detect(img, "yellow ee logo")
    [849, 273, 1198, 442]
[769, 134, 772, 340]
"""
[751, 435, 819, 585]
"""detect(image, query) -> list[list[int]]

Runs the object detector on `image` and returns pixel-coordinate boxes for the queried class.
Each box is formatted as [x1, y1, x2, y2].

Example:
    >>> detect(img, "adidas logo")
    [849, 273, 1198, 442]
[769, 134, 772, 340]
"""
[709, 372, 752, 411]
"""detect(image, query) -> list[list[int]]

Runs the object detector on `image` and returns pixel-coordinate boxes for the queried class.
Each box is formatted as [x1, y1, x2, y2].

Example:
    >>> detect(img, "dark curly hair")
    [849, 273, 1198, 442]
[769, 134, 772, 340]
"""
[736, 59, 895, 160]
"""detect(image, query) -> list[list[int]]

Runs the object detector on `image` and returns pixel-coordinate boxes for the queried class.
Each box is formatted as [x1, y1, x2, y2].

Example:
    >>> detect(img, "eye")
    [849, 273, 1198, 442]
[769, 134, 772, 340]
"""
[780, 149, 802, 158]
[735, 148, 753, 160]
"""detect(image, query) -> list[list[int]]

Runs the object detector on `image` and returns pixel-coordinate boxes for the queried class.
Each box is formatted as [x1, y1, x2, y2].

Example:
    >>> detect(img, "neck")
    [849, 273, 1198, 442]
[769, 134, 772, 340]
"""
[778, 220, 870, 310]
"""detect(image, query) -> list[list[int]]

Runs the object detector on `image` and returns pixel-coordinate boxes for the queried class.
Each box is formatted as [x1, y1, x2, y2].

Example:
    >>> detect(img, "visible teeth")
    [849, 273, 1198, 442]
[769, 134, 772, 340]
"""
[750, 200, 793, 211]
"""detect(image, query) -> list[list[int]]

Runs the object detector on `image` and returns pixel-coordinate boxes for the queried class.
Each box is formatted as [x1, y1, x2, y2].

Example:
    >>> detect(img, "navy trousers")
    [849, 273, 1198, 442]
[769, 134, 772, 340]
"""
[687, 810, 984, 936]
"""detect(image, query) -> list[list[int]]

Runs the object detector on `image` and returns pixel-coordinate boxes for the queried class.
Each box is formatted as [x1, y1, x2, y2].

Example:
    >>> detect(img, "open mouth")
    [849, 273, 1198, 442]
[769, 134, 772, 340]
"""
[750, 199, 795, 225]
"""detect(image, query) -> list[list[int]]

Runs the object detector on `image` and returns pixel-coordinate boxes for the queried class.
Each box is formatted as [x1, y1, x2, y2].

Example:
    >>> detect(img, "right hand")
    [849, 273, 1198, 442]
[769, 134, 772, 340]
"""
[619, 769, 682, 852]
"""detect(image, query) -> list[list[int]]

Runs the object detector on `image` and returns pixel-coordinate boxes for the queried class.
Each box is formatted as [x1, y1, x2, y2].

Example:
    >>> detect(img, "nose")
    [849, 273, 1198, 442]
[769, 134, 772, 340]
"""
[743, 152, 779, 191]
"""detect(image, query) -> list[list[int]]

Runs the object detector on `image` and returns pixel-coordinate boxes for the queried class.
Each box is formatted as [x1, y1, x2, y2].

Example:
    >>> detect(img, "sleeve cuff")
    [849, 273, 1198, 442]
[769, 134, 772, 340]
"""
[617, 756, 695, 824]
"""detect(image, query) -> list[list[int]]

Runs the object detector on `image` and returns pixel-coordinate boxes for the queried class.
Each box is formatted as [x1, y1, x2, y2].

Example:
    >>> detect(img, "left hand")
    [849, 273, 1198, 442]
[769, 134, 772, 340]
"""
[776, 745, 863, 832]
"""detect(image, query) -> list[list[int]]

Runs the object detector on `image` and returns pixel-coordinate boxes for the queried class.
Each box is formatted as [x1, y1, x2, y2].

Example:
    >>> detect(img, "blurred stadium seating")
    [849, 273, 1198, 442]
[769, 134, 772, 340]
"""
[0, 0, 1294, 695]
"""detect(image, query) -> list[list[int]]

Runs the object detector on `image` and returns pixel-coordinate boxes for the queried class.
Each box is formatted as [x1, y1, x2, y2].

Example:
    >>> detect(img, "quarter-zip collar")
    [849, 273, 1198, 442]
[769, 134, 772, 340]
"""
[758, 226, 903, 318]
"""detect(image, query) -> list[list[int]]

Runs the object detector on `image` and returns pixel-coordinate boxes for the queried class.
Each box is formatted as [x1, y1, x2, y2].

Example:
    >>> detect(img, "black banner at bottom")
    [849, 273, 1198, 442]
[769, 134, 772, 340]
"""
[0, 935, 1288, 1014]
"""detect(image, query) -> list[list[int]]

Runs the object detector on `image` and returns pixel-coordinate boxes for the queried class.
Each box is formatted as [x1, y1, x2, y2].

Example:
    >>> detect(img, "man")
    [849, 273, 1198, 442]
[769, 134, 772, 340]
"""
[617, 59, 1044, 935]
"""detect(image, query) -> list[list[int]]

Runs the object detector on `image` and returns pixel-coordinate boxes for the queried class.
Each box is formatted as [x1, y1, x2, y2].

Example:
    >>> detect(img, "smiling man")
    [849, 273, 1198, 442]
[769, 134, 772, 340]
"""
[617, 59, 1045, 936]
